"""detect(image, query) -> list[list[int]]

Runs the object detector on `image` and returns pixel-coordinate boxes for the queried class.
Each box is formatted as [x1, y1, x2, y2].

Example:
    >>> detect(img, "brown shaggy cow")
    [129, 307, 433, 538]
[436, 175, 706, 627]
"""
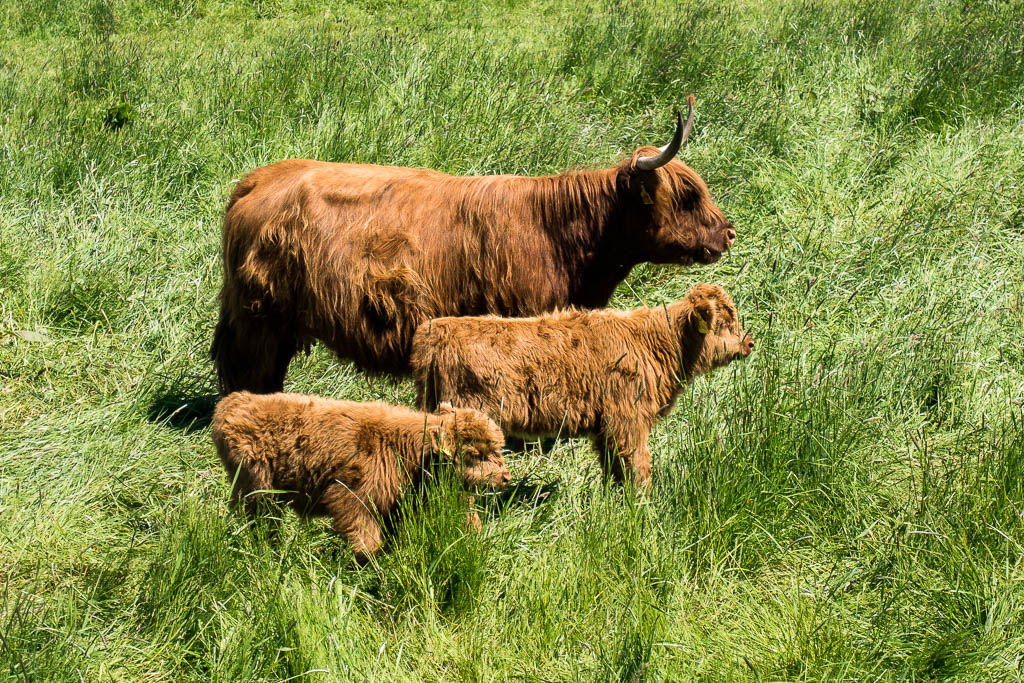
[211, 392, 510, 560]
[212, 96, 737, 394]
[410, 283, 753, 488]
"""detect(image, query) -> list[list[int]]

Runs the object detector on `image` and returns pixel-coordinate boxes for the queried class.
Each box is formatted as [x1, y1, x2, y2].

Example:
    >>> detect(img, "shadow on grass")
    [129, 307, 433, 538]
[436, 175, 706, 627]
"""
[146, 376, 218, 433]
[486, 476, 561, 516]
[505, 435, 561, 453]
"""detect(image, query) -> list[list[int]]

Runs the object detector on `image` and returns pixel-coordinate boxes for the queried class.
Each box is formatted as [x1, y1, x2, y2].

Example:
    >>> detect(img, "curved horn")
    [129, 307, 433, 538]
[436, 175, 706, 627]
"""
[635, 94, 695, 171]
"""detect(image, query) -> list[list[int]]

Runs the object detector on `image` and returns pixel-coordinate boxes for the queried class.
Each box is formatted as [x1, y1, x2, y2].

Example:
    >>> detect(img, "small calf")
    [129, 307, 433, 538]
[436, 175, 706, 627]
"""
[211, 392, 510, 560]
[410, 283, 753, 487]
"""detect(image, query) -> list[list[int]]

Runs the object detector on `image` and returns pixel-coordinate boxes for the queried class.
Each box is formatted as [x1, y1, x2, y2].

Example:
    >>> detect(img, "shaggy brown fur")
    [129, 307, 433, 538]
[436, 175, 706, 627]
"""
[211, 108, 736, 393]
[211, 392, 510, 560]
[410, 284, 753, 487]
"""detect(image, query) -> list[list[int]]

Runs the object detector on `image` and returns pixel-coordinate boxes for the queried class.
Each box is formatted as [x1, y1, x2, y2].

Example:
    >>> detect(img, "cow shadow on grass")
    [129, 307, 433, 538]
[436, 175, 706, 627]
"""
[478, 475, 561, 521]
[146, 374, 218, 434]
[474, 436, 574, 519]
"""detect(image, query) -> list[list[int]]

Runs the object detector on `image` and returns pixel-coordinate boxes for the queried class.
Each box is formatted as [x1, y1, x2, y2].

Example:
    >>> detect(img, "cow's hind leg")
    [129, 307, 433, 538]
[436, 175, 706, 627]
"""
[211, 310, 297, 395]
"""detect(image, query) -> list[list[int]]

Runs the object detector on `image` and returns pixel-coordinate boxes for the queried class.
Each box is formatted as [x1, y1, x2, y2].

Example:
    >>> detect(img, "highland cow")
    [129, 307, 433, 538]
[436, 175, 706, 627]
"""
[212, 97, 737, 394]
[211, 392, 510, 560]
[410, 284, 753, 487]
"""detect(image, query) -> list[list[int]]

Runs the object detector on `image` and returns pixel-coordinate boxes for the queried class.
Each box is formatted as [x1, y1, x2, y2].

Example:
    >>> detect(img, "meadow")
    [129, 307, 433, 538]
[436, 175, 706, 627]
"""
[1, 0, 1023, 679]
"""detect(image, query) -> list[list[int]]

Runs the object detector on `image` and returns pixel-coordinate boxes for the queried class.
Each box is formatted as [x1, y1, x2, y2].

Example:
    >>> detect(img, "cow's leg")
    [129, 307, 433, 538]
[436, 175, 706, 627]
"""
[593, 431, 626, 482]
[504, 435, 528, 452]
[415, 366, 439, 411]
[212, 310, 297, 395]
[323, 486, 383, 563]
[593, 418, 652, 489]
[337, 510, 383, 563]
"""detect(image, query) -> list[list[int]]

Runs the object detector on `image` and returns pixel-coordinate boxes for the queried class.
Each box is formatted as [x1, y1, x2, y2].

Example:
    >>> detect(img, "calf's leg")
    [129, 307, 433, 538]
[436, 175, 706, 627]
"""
[227, 461, 284, 537]
[323, 486, 384, 562]
[465, 495, 485, 532]
[593, 418, 652, 489]
[226, 459, 272, 517]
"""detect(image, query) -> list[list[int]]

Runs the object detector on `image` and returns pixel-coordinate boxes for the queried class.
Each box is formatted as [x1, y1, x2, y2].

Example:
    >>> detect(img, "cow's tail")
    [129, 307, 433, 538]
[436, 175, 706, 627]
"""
[210, 277, 255, 397]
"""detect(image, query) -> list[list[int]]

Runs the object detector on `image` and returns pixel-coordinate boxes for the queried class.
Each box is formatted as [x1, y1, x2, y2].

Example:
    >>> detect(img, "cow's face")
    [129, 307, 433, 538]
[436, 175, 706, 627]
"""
[626, 156, 735, 266]
[619, 100, 735, 266]
[436, 404, 511, 490]
[684, 283, 754, 368]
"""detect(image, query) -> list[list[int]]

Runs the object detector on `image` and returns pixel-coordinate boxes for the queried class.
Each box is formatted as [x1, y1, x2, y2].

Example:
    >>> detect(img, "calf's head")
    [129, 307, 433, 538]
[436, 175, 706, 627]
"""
[679, 283, 754, 371]
[435, 403, 511, 490]
[620, 96, 735, 266]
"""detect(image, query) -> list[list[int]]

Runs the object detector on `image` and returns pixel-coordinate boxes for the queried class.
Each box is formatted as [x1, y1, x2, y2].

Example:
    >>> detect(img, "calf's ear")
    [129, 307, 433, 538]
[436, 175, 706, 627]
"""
[430, 427, 455, 458]
[690, 299, 714, 335]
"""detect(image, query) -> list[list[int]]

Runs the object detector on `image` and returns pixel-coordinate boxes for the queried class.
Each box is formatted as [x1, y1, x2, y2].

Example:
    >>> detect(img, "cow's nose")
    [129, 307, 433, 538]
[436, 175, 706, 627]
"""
[742, 338, 755, 356]
[725, 227, 736, 246]
[501, 470, 512, 485]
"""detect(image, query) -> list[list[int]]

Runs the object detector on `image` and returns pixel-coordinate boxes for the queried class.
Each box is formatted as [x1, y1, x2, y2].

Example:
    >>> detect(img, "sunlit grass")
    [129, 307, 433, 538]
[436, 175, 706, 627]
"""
[1, 0, 1023, 679]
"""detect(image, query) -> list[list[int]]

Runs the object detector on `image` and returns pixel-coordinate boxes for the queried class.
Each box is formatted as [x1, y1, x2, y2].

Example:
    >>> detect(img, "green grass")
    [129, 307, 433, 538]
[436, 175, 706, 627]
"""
[2, 0, 1023, 679]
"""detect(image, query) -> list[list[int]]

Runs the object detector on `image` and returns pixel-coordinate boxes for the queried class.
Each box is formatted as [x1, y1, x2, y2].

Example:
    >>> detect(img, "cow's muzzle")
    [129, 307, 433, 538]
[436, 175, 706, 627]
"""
[696, 221, 735, 263]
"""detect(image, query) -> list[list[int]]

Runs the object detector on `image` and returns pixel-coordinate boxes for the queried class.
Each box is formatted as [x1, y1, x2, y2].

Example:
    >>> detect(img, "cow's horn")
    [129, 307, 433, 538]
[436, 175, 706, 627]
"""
[635, 95, 695, 171]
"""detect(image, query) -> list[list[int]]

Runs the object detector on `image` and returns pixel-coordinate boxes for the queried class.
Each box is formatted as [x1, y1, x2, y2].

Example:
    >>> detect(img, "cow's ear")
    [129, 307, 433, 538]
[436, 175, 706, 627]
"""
[639, 182, 655, 205]
[437, 402, 456, 415]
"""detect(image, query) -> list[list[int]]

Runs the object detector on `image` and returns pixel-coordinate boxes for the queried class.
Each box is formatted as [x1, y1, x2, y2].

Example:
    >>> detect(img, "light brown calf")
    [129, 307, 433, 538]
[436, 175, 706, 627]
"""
[410, 284, 753, 487]
[211, 392, 510, 560]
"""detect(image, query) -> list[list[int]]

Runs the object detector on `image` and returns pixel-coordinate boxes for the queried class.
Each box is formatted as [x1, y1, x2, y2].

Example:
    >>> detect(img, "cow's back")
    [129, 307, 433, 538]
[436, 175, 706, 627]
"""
[223, 160, 457, 253]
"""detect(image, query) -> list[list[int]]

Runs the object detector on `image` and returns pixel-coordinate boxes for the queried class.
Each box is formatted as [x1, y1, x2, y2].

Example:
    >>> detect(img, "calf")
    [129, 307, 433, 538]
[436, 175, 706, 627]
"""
[211, 392, 510, 560]
[410, 284, 753, 487]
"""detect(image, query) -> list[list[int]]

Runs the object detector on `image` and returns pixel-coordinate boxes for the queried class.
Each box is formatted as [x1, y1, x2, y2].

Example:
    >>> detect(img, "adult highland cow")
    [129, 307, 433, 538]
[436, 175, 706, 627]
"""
[212, 96, 735, 394]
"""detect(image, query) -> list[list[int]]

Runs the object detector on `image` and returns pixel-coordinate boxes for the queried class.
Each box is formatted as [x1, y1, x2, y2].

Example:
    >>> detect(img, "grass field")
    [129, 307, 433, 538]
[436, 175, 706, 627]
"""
[2, 0, 1024, 679]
